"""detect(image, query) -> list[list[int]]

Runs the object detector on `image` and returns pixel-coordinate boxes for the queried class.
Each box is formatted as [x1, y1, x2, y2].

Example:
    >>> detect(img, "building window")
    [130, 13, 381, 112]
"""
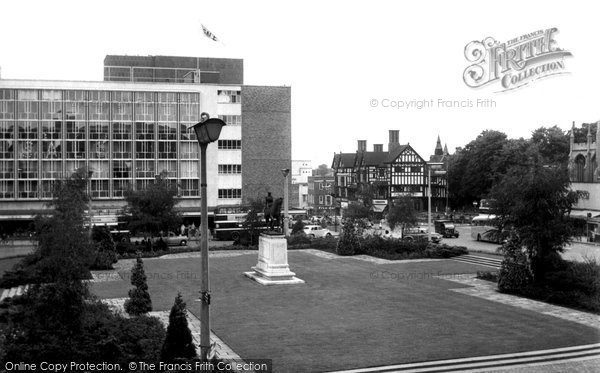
[318, 195, 323, 204]
[66, 121, 86, 139]
[41, 180, 56, 199]
[90, 180, 109, 198]
[41, 161, 61, 179]
[218, 115, 242, 126]
[113, 141, 132, 159]
[179, 179, 199, 197]
[89, 160, 109, 179]
[217, 90, 241, 104]
[218, 140, 241, 150]
[89, 122, 109, 139]
[136, 121, 155, 140]
[218, 189, 242, 199]
[113, 160, 131, 179]
[136, 141, 155, 159]
[179, 93, 199, 122]
[157, 160, 176, 178]
[158, 141, 177, 159]
[218, 164, 242, 174]
[66, 141, 86, 159]
[179, 161, 197, 178]
[18, 180, 38, 199]
[113, 122, 132, 140]
[180, 142, 198, 159]
[135, 160, 155, 178]
[113, 179, 130, 198]
[0, 179, 14, 198]
[158, 122, 177, 140]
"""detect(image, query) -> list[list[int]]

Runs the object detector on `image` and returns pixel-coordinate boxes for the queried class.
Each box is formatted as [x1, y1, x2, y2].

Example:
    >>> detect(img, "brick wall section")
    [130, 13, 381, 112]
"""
[241, 86, 291, 204]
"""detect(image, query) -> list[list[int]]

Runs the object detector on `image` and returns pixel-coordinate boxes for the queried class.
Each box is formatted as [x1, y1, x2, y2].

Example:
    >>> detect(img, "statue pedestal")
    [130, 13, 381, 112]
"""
[244, 233, 305, 285]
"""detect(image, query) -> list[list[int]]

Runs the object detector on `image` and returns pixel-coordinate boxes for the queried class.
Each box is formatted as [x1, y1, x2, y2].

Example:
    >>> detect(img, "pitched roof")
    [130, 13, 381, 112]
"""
[335, 153, 357, 168]
[385, 144, 409, 163]
[361, 151, 388, 167]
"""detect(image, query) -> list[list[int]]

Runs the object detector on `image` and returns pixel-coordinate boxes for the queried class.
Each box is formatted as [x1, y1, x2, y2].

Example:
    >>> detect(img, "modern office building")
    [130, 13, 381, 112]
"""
[0, 55, 291, 232]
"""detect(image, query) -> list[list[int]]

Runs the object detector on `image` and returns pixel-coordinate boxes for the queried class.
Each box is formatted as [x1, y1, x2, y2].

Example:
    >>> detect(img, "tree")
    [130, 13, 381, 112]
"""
[343, 203, 370, 220]
[336, 219, 361, 256]
[161, 293, 196, 362]
[91, 225, 118, 270]
[315, 164, 331, 176]
[291, 219, 305, 235]
[386, 196, 417, 231]
[124, 256, 153, 315]
[124, 171, 182, 236]
[16, 167, 96, 285]
[241, 197, 265, 244]
[530, 126, 570, 165]
[490, 147, 578, 281]
[448, 130, 508, 208]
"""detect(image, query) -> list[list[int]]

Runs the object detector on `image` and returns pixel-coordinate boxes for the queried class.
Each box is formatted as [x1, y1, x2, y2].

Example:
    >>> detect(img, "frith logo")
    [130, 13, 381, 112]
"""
[463, 28, 572, 92]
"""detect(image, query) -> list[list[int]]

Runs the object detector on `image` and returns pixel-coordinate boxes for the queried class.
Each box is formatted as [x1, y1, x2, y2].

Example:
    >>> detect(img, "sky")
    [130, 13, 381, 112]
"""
[0, 0, 598, 167]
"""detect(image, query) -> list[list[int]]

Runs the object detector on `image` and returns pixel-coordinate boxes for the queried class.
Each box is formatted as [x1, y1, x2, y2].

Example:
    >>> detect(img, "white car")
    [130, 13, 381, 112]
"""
[303, 225, 338, 238]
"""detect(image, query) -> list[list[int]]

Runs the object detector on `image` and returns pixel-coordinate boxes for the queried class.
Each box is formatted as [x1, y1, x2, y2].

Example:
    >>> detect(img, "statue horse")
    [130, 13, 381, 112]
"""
[264, 197, 284, 231]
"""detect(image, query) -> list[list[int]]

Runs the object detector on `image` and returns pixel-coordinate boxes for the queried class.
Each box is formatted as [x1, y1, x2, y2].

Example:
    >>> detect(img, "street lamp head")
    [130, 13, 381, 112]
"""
[190, 117, 226, 145]
[281, 168, 290, 177]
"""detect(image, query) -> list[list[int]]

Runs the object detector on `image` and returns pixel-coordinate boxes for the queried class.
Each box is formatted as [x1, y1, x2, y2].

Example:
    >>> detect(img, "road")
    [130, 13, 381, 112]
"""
[453, 226, 600, 262]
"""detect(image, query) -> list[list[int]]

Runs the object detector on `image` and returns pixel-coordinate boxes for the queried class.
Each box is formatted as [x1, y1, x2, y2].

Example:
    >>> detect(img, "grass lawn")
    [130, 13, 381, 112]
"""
[91, 252, 600, 372]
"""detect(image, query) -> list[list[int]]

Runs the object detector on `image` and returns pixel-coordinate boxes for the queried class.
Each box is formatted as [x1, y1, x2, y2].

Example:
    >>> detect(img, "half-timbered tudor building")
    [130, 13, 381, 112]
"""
[331, 130, 449, 214]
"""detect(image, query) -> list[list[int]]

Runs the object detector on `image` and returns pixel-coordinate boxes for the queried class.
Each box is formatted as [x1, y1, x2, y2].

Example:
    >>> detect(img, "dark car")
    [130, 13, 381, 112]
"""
[434, 220, 459, 238]
[402, 227, 443, 243]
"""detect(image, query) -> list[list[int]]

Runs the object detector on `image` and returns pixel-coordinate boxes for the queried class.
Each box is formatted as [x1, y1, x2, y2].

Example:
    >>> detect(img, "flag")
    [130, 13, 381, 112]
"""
[201, 24, 219, 42]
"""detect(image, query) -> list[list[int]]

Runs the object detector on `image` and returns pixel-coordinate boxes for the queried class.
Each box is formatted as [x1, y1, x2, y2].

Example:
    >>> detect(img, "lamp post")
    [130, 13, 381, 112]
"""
[427, 163, 445, 242]
[281, 168, 290, 236]
[190, 115, 226, 361]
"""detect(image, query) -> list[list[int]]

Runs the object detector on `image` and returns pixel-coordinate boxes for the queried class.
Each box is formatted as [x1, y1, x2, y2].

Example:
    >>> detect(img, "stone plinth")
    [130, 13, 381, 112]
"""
[244, 233, 305, 285]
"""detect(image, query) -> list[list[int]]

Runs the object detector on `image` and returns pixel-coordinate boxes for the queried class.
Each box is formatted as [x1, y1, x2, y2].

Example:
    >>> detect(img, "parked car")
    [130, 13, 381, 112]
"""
[434, 220, 459, 238]
[303, 225, 339, 238]
[161, 231, 188, 246]
[402, 227, 442, 243]
[130, 231, 188, 246]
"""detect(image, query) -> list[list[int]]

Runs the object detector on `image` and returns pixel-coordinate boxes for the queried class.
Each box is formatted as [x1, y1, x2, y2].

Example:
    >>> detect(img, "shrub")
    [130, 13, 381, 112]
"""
[124, 256, 153, 315]
[291, 220, 305, 235]
[286, 234, 311, 247]
[161, 293, 196, 362]
[498, 233, 532, 293]
[2, 288, 165, 363]
[153, 238, 168, 252]
[336, 220, 361, 256]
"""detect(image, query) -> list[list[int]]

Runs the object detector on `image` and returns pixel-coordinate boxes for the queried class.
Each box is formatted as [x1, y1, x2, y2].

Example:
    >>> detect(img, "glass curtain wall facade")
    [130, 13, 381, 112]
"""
[0, 88, 200, 200]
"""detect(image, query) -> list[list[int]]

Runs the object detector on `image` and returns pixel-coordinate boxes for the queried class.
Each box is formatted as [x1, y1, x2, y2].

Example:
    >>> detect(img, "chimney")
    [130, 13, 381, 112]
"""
[373, 144, 383, 152]
[357, 140, 367, 152]
[388, 130, 400, 153]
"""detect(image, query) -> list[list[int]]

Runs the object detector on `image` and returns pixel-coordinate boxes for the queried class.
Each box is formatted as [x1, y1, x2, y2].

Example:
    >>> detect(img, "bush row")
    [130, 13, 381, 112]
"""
[499, 256, 600, 314]
[345, 235, 467, 260]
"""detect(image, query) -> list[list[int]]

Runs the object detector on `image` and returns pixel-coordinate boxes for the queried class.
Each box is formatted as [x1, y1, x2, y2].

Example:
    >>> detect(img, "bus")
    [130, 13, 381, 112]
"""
[213, 204, 307, 240]
[470, 214, 505, 243]
[213, 204, 249, 241]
